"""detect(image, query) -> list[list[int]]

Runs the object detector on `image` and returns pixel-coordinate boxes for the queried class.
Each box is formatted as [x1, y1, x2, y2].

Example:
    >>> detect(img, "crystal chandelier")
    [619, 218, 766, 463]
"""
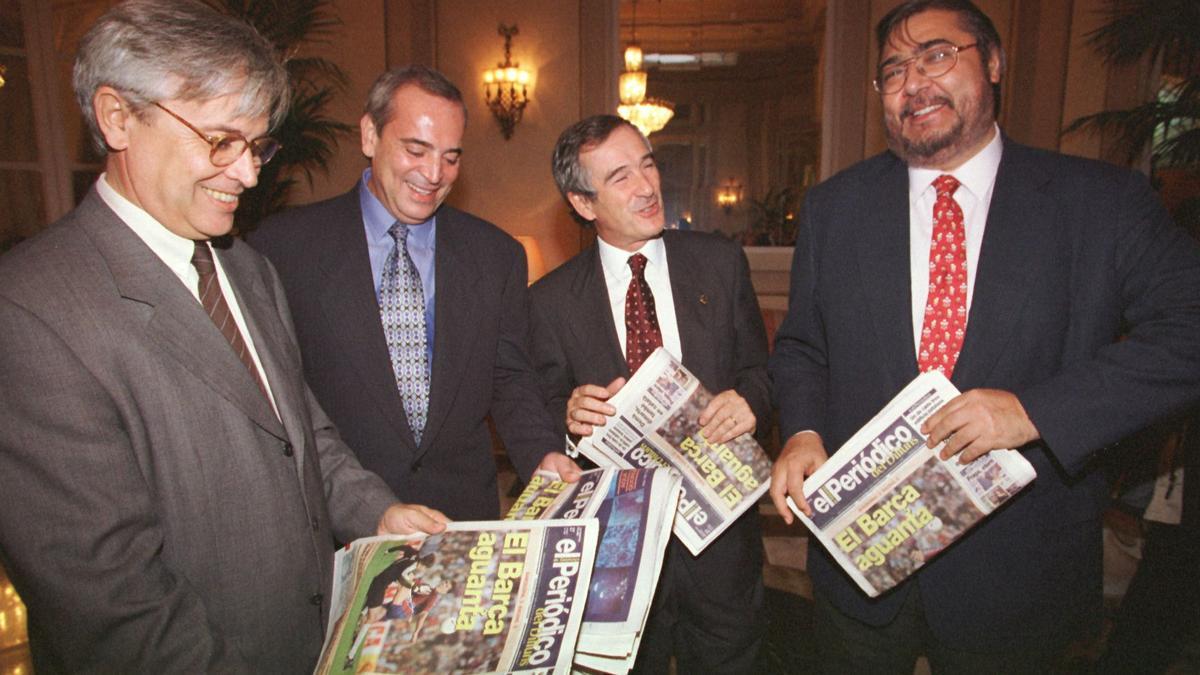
[618, 1, 673, 136]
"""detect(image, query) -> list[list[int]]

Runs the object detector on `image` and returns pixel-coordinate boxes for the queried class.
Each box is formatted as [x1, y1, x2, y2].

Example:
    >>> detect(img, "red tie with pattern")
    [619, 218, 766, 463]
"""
[625, 253, 663, 374]
[917, 175, 968, 377]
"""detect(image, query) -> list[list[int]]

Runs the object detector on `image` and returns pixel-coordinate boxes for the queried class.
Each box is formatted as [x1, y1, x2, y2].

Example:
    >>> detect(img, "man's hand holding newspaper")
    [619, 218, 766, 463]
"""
[922, 388, 1041, 463]
[770, 432, 829, 520]
[773, 372, 1037, 597]
[567, 378, 756, 445]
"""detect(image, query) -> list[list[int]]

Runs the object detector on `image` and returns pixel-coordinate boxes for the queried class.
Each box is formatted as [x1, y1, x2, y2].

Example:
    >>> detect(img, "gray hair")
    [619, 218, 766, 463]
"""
[363, 65, 466, 133]
[73, 0, 290, 154]
[551, 114, 647, 203]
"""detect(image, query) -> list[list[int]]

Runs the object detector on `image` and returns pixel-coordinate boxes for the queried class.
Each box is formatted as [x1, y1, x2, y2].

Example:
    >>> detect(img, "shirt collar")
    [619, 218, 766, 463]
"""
[95, 173, 197, 278]
[908, 123, 1004, 202]
[358, 168, 436, 248]
[596, 234, 667, 278]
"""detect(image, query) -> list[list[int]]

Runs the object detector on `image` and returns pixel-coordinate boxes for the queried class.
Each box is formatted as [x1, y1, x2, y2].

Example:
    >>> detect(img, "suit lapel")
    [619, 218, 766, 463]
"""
[854, 156, 919, 393]
[664, 232, 715, 367]
[567, 245, 628, 380]
[952, 140, 1056, 389]
[314, 191, 418, 453]
[219, 244, 311, 473]
[78, 195, 284, 439]
[420, 209, 481, 455]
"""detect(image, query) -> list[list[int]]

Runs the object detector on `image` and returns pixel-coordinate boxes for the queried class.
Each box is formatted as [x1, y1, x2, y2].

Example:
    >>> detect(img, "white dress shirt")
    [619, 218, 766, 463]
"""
[907, 125, 1003, 350]
[96, 174, 280, 416]
[596, 235, 683, 362]
[790, 126, 1004, 446]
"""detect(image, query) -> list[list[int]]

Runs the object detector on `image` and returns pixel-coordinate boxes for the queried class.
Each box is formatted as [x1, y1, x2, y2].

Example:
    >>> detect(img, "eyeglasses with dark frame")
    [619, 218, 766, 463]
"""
[152, 102, 281, 167]
[873, 42, 978, 94]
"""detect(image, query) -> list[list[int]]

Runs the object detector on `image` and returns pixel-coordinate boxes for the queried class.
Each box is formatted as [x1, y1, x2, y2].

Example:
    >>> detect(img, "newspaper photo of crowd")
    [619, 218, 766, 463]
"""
[857, 458, 985, 591]
[330, 533, 511, 674]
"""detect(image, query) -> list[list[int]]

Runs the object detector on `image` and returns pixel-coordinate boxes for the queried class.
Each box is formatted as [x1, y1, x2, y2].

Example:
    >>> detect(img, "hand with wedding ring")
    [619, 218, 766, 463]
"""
[698, 389, 756, 444]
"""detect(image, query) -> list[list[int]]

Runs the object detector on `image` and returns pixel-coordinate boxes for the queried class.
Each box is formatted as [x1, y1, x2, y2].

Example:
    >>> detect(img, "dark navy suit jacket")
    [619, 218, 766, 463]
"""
[770, 137, 1200, 649]
[250, 190, 559, 520]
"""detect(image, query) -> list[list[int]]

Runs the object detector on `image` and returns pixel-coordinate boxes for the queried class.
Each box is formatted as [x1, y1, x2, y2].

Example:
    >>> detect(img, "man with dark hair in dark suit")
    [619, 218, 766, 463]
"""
[250, 65, 579, 521]
[769, 0, 1200, 671]
[529, 114, 769, 673]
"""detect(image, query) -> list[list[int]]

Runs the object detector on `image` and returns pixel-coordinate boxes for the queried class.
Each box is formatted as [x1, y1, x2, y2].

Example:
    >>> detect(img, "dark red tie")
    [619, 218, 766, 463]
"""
[917, 175, 968, 377]
[625, 253, 663, 374]
[192, 241, 270, 401]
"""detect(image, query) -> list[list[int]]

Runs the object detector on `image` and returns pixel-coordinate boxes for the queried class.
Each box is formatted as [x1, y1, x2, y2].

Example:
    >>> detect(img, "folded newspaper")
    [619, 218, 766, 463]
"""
[506, 468, 680, 674]
[316, 520, 599, 674]
[787, 371, 1037, 597]
[572, 347, 772, 555]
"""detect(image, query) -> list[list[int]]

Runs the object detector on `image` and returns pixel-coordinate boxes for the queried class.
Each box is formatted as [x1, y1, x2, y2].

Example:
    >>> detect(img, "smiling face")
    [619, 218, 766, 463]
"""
[878, 8, 1001, 171]
[100, 89, 268, 240]
[361, 84, 465, 225]
[567, 125, 665, 252]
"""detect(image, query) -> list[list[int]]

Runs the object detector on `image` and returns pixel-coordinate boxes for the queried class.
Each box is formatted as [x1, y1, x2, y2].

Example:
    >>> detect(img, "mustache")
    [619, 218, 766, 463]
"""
[901, 95, 954, 119]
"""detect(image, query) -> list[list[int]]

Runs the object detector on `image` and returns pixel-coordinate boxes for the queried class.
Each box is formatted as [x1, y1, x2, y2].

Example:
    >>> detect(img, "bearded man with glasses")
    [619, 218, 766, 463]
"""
[0, 1, 447, 671]
[769, 0, 1200, 671]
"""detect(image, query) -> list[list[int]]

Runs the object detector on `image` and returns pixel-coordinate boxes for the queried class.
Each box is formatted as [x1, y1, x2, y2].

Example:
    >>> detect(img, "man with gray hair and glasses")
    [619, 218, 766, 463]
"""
[0, 2, 445, 671]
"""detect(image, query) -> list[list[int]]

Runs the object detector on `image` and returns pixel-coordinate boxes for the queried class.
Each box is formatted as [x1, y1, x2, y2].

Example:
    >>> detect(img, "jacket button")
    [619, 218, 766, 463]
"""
[311, 517, 319, 531]
[411, 460, 422, 473]
[282, 442, 294, 457]
[310, 593, 323, 606]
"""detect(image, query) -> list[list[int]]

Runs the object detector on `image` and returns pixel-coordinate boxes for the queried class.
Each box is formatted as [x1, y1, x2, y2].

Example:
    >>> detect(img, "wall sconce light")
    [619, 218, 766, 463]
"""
[483, 24, 531, 140]
[716, 180, 743, 214]
[0, 65, 7, 90]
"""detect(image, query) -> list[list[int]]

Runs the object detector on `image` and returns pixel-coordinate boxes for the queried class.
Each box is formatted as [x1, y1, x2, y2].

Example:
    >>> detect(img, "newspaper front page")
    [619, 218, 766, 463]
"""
[316, 520, 599, 674]
[787, 371, 1037, 597]
[573, 348, 772, 555]
[506, 468, 680, 673]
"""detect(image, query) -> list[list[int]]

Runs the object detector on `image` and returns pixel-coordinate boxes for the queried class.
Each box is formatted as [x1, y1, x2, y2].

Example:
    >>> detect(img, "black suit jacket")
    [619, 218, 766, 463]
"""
[770, 137, 1200, 649]
[528, 229, 770, 436]
[249, 189, 559, 520]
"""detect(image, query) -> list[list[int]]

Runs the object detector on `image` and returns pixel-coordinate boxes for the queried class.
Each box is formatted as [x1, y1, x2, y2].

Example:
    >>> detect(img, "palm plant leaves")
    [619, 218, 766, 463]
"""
[203, 0, 353, 231]
[1082, 0, 1200, 71]
[1063, 0, 1200, 168]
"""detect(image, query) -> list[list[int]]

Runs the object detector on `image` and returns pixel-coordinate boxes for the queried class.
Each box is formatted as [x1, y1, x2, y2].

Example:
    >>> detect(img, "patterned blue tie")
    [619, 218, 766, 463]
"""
[379, 222, 429, 445]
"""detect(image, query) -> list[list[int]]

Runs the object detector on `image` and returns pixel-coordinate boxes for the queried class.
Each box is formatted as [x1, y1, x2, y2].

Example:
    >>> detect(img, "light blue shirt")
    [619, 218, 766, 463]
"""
[360, 168, 436, 363]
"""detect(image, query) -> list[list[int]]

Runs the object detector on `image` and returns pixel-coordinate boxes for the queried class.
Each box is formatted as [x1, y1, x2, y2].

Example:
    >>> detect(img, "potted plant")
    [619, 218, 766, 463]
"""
[207, 0, 353, 234]
[1062, 0, 1199, 231]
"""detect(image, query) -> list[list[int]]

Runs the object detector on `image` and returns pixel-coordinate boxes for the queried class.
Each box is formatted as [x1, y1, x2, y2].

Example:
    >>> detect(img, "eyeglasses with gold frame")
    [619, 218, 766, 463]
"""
[152, 101, 281, 167]
[873, 42, 979, 94]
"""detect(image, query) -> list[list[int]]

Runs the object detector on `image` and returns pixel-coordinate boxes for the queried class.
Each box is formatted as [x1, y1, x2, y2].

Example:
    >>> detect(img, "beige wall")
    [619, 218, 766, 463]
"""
[287, 0, 387, 206]
[435, 0, 585, 270]
[285, 0, 616, 273]
[283, 0, 1151, 272]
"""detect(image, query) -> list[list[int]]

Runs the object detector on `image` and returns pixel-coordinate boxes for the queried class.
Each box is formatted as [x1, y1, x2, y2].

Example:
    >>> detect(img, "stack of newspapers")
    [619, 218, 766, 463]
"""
[316, 348, 775, 674]
[315, 520, 598, 675]
[506, 467, 681, 674]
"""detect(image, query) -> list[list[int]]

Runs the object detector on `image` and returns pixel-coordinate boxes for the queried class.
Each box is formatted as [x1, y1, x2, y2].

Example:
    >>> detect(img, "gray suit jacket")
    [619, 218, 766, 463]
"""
[0, 190, 396, 673]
